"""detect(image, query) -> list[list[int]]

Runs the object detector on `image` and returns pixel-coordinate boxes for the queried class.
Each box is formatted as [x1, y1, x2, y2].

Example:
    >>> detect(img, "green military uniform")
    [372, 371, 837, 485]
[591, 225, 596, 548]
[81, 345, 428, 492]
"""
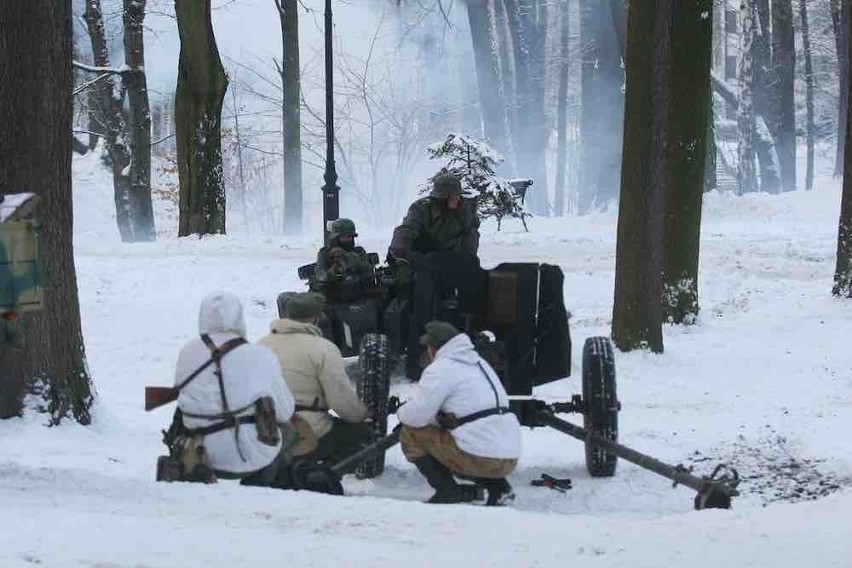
[1, 193, 42, 343]
[314, 218, 373, 300]
[388, 174, 480, 263]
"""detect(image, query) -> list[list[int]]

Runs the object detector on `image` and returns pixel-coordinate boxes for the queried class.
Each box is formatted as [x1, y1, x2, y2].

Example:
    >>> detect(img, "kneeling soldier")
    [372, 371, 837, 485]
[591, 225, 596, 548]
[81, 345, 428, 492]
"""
[260, 292, 374, 464]
[172, 291, 296, 487]
[397, 321, 520, 505]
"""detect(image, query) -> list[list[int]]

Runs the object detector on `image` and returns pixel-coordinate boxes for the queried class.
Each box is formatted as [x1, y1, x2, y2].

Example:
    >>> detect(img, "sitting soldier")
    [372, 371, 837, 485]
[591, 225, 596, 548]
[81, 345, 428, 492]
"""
[170, 291, 297, 488]
[259, 292, 374, 465]
[314, 218, 373, 301]
[397, 321, 520, 506]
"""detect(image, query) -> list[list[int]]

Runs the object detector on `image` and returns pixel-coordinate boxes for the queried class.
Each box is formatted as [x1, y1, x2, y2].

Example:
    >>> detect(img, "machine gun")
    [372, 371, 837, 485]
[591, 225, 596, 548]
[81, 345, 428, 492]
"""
[0, 192, 42, 342]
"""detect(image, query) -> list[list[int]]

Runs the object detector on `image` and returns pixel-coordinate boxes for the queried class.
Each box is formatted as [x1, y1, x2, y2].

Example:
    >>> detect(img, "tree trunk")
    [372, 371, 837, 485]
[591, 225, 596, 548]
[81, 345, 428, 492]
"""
[772, 0, 796, 192]
[753, 0, 781, 194]
[276, 0, 303, 235]
[84, 0, 134, 242]
[502, 0, 549, 215]
[800, 0, 814, 191]
[705, 96, 717, 193]
[832, 0, 847, 178]
[175, 0, 229, 237]
[466, 0, 509, 156]
[662, 0, 712, 325]
[494, 0, 517, 171]
[579, 0, 624, 212]
[835, 1, 852, 298]
[611, 0, 669, 354]
[0, 0, 95, 422]
[738, 0, 758, 195]
[123, 0, 156, 241]
[554, 0, 570, 217]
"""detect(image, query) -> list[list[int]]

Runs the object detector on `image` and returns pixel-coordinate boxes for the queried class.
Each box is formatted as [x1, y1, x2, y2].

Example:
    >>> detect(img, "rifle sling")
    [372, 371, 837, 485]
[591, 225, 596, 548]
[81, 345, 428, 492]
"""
[174, 336, 247, 392]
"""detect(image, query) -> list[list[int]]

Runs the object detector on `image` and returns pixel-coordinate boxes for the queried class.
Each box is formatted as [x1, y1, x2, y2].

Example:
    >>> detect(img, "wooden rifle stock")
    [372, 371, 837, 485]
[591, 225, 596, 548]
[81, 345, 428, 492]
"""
[145, 386, 179, 411]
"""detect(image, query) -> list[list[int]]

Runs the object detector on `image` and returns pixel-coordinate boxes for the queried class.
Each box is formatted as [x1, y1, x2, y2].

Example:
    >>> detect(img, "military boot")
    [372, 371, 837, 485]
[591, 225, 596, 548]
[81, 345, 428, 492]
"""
[413, 456, 483, 504]
[478, 478, 515, 506]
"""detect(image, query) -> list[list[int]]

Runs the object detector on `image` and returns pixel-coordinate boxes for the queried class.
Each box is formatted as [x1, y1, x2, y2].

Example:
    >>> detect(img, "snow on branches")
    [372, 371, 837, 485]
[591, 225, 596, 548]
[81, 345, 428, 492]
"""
[424, 133, 530, 231]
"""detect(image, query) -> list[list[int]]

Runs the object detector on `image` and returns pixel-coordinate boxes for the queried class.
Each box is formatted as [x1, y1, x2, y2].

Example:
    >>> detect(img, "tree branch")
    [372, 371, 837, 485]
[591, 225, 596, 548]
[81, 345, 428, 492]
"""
[72, 60, 131, 75]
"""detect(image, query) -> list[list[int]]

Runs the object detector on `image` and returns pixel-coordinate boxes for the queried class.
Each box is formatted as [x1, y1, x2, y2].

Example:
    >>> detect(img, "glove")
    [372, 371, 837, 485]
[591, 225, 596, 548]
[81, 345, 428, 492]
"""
[387, 396, 402, 415]
[436, 411, 459, 430]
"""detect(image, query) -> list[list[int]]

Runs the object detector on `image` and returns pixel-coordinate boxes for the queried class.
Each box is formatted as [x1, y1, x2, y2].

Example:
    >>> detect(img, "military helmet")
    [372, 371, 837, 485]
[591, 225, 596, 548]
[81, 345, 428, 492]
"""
[330, 218, 357, 239]
[430, 173, 463, 198]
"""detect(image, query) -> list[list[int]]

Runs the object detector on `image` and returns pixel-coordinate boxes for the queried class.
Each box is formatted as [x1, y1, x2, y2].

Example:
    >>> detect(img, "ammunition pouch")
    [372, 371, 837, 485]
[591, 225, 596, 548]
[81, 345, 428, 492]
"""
[254, 396, 280, 446]
[157, 410, 217, 483]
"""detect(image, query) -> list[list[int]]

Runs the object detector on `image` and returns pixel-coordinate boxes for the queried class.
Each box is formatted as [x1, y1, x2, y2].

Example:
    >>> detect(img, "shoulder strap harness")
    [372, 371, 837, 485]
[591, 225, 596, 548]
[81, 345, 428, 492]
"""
[451, 362, 512, 428]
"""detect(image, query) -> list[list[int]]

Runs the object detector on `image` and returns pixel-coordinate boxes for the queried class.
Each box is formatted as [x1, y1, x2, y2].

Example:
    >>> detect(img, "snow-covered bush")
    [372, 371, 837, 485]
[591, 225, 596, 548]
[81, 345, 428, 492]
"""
[424, 133, 529, 231]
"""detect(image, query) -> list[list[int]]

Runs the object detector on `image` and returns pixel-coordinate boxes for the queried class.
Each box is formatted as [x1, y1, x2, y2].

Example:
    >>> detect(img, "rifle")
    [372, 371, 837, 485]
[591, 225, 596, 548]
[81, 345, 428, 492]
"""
[145, 386, 179, 411]
[144, 336, 247, 412]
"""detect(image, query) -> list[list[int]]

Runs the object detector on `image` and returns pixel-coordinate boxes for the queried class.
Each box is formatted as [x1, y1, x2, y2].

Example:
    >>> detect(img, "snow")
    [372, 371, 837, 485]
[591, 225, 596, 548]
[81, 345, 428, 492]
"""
[1, 151, 851, 566]
[0, 193, 37, 223]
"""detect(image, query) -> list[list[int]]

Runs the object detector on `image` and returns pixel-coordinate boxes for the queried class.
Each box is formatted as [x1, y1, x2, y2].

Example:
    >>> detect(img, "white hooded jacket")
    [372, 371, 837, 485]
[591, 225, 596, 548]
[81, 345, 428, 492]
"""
[397, 333, 521, 460]
[174, 291, 295, 475]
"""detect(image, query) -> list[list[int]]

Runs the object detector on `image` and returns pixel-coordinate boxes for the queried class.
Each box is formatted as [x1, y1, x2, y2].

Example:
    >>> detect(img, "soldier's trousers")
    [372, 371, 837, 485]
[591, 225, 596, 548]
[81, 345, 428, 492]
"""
[400, 425, 517, 479]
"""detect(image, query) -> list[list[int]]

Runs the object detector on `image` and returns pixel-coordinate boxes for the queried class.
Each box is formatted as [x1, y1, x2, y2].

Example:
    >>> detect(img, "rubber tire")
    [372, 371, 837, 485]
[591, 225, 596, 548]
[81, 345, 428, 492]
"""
[582, 336, 618, 477]
[355, 333, 391, 478]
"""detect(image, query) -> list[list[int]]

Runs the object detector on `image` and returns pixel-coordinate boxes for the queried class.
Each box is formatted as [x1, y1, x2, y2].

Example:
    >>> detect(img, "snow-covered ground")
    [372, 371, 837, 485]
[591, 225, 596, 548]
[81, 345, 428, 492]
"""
[1, 152, 851, 567]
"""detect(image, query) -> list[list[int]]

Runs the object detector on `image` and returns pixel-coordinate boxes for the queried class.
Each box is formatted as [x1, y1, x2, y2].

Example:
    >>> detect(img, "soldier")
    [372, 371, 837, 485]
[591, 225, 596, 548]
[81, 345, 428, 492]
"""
[259, 292, 374, 465]
[397, 321, 520, 506]
[315, 218, 373, 301]
[387, 173, 480, 293]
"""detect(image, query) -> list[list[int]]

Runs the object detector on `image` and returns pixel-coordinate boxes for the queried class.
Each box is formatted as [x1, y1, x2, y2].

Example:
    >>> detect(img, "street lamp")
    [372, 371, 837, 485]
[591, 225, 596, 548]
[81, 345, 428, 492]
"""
[321, 0, 339, 244]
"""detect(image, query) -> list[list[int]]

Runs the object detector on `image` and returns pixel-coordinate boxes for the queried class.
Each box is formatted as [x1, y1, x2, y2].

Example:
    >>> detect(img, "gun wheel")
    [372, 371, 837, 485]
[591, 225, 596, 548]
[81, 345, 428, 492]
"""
[582, 336, 618, 477]
[355, 333, 391, 479]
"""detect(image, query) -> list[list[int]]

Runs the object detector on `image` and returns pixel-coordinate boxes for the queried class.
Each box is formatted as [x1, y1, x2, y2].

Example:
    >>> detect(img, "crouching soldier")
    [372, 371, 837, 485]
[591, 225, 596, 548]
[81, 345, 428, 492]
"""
[171, 291, 297, 487]
[259, 292, 374, 464]
[397, 321, 520, 505]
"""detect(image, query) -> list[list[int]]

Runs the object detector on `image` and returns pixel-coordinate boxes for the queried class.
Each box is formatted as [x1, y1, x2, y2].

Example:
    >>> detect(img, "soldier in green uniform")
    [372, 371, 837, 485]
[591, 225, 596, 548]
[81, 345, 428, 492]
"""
[314, 218, 373, 301]
[387, 173, 480, 292]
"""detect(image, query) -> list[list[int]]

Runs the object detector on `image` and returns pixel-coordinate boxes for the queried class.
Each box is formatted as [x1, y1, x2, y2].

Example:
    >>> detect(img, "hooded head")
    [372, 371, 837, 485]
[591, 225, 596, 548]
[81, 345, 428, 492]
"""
[198, 290, 247, 337]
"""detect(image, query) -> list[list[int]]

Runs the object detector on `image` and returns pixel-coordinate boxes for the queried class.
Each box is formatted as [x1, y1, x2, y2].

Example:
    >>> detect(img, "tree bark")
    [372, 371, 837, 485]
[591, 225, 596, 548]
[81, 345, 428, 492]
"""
[84, 0, 134, 241]
[123, 0, 156, 241]
[466, 0, 509, 157]
[0, 0, 95, 422]
[800, 0, 814, 191]
[175, 0, 229, 237]
[835, 0, 852, 298]
[771, 0, 796, 192]
[493, 0, 517, 171]
[276, 0, 303, 235]
[753, 0, 781, 194]
[611, 0, 669, 353]
[554, 0, 570, 217]
[579, 0, 624, 212]
[662, 0, 712, 325]
[738, 0, 758, 195]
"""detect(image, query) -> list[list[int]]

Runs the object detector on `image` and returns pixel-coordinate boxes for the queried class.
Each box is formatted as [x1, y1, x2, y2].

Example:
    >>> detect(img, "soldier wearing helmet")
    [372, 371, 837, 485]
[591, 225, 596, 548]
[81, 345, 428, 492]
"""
[314, 218, 372, 301]
[387, 173, 480, 294]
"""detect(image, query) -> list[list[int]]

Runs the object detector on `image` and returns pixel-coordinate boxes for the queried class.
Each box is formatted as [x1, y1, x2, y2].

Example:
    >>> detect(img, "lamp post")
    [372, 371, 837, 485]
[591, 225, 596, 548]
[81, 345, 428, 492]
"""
[321, 0, 339, 244]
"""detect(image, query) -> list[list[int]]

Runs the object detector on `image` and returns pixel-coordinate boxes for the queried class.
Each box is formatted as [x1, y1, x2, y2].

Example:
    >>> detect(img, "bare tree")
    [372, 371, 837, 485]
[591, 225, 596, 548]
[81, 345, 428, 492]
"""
[835, 0, 852, 298]
[0, 0, 95, 423]
[738, 0, 759, 195]
[275, 0, 303, 235]
[123, 0, 156, 241]
[175, 0, 229, 236]
[800, 0, 815, 191]
[611, 0, 670, 353]
[772, 0, 797, 192]
[553, 0, 570, 217]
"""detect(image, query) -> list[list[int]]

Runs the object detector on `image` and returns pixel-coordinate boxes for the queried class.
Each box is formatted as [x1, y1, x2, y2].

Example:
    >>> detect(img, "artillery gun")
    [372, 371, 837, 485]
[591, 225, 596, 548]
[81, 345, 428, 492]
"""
[280, 247, 740, 509]
[0, 192, 42, 342]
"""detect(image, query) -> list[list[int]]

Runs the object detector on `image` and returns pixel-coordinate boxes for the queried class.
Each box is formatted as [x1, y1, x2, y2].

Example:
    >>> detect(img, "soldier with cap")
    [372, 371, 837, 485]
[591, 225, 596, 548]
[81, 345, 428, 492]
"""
[396, 321, 520, 505]
[259, 292, 374, 464]
[387, 173, 480, 293]
[315, 218, 373, 301]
